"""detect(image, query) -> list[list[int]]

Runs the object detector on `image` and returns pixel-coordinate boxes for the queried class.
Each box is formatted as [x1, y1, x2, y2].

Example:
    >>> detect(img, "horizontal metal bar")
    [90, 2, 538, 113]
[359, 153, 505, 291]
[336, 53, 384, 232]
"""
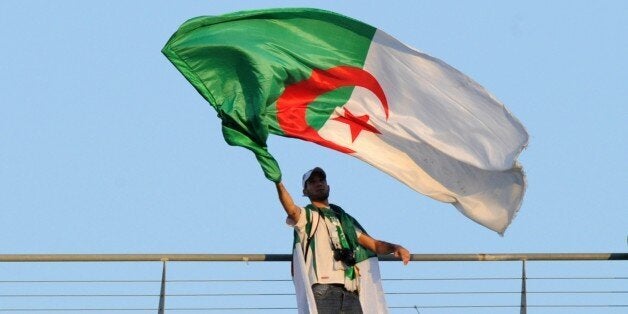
[378, 253, 628, 262]
[0, 253, 625, 262]
[0, 254, 291, 262]
[1, 290, 626, 297]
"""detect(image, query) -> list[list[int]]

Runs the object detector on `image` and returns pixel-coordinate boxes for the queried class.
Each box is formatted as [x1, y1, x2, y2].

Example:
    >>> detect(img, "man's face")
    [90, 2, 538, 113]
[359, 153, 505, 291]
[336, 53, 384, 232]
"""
[303, 172, 330, 202]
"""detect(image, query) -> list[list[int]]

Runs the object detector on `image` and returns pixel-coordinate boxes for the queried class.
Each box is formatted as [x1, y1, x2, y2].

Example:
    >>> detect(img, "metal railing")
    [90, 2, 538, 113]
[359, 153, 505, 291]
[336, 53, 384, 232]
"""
[0, 253, 626, 262]
[0, 253, 626, 313]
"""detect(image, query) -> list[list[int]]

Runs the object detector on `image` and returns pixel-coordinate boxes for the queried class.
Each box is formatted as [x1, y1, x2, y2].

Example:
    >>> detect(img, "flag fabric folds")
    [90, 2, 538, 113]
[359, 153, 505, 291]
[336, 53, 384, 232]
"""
[162, 8, 528, 234]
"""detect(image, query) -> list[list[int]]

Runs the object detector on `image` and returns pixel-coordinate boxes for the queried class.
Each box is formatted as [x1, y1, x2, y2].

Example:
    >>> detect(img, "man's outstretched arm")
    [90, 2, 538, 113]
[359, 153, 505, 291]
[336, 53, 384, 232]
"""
[358, 234, 411, 265]
[275, 182, 301, 223]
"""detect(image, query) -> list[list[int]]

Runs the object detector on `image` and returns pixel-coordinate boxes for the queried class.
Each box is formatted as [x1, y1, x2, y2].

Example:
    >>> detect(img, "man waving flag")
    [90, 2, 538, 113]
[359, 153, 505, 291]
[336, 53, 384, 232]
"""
[162, 8, 528, 234]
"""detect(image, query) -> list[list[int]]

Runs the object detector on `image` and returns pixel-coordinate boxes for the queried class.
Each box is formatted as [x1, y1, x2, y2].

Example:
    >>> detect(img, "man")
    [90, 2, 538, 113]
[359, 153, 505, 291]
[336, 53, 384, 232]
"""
[275, 167, 410, 314]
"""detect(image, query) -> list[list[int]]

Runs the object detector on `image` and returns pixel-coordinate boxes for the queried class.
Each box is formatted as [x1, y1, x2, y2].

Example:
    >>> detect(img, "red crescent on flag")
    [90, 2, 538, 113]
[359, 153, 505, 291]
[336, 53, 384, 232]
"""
[276, 66, 389, 154]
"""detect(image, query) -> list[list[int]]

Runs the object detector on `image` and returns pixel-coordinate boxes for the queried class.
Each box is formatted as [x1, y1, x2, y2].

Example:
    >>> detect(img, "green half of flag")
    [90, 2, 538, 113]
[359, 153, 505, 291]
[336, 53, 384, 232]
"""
[162, 8, 376, 181]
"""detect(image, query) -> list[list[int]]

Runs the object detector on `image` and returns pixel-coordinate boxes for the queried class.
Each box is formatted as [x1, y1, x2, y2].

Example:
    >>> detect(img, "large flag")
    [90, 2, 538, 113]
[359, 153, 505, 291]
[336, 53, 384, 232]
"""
[162, 8, 528, 234]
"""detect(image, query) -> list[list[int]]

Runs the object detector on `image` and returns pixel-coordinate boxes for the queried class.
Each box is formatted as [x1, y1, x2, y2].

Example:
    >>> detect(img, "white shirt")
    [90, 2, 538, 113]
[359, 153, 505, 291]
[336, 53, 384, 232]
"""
[288, 206, 363, 285]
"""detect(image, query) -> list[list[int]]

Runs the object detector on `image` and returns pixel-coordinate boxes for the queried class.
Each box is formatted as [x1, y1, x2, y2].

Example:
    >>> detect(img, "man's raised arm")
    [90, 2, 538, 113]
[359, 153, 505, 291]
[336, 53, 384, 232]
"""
[275, 182, 301, 223]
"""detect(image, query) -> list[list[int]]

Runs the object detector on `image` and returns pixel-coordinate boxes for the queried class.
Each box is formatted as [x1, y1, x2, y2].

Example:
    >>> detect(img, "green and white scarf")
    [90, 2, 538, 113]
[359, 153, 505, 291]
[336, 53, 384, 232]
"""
[295, 204, 376, 292]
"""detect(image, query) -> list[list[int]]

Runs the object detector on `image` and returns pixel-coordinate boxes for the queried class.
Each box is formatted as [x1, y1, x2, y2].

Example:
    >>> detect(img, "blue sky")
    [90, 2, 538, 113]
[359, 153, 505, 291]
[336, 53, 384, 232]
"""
[1, 1, 626, 313]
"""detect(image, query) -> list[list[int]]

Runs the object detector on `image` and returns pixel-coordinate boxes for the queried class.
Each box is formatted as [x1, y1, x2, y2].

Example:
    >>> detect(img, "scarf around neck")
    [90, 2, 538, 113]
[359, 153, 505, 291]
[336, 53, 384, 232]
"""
[303, 204, 376, 291]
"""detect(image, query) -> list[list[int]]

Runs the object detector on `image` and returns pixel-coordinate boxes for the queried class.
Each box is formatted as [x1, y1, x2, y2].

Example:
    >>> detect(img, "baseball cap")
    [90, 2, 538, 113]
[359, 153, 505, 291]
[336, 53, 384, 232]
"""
[302, 167, 326, 188]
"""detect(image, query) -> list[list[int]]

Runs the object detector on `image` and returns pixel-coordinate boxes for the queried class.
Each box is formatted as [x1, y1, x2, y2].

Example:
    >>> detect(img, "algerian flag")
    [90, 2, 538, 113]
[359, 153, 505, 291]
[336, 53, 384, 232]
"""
[162, 8, 528, 234]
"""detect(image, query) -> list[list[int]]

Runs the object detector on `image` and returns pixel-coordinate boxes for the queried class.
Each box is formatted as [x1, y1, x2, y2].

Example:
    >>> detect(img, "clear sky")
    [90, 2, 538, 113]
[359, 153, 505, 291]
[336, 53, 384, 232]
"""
[1, 1, 626, 313]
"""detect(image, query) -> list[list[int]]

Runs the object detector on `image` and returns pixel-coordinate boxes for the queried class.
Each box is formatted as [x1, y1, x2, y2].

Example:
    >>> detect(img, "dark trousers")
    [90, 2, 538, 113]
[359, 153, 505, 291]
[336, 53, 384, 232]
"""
[312, 284, 363, 314]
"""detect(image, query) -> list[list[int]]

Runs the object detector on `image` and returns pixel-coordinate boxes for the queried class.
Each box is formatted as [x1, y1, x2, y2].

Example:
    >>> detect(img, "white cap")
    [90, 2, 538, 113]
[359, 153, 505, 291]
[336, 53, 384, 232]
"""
[302, 167, 326, 188]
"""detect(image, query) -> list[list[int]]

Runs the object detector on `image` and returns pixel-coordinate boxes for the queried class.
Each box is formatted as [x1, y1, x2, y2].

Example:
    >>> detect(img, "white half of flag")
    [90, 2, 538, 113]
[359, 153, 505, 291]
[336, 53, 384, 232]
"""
[319, 30, 527, 234]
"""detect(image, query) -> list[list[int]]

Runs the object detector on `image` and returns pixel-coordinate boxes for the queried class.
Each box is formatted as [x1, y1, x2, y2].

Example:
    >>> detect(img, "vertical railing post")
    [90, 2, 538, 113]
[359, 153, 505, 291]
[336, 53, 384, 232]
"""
[520, 260, 527, 314]
[158, 259, 167, 314]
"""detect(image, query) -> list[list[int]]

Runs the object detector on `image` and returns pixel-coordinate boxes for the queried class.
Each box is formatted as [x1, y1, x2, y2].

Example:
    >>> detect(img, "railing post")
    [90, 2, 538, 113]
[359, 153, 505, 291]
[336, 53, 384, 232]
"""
[520, 260, 527, 314]
[158, 259, 167, 314]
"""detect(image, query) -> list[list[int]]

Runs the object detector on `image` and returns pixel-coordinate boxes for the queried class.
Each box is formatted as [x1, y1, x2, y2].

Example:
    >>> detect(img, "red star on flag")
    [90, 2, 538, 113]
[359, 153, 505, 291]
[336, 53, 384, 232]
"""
[332, 108, 381, 142]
